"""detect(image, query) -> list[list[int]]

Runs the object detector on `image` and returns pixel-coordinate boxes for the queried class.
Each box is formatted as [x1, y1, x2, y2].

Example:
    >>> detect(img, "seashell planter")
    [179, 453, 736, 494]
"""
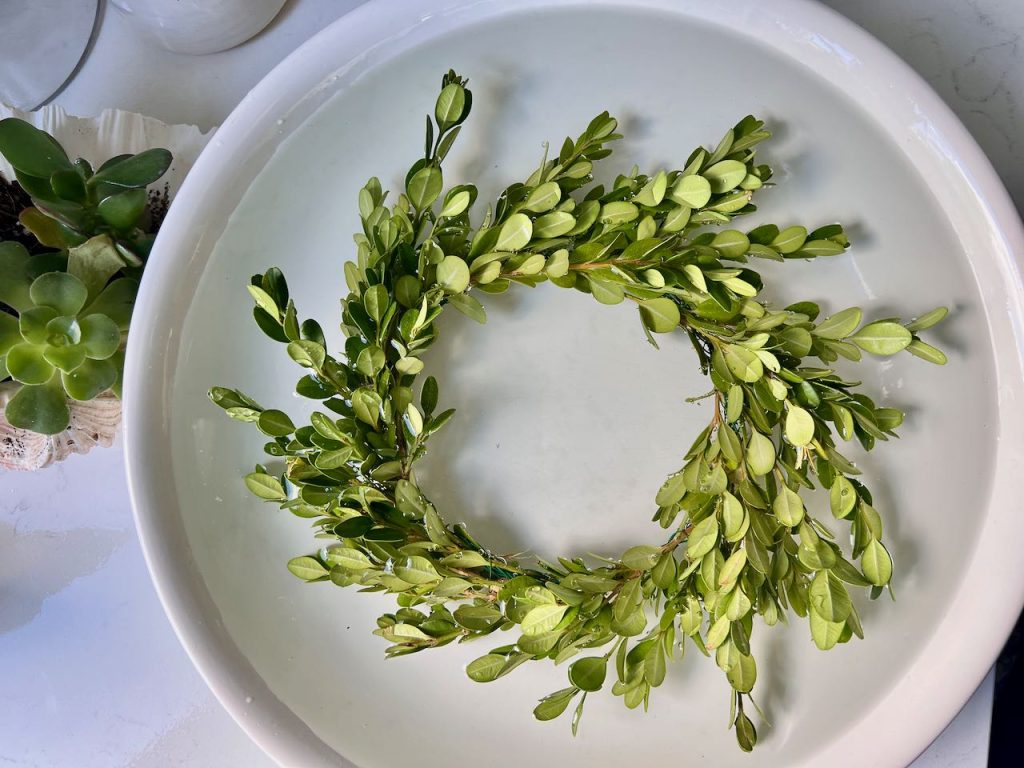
[0, 382, 121, 470]
[0, 103, 213, 470]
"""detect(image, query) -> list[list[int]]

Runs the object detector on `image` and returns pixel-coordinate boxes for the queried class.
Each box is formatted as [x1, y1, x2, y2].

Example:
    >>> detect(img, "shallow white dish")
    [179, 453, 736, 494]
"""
[124, 1, 1024, 766]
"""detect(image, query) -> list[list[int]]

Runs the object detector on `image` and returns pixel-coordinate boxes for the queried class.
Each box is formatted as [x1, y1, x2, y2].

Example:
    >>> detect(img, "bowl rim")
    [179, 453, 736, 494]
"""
[124, 0, 1024, 766]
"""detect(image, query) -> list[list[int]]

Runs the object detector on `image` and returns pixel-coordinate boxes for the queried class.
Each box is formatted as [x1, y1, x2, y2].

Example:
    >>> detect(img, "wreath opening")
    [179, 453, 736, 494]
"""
[210, 70, 947, 752]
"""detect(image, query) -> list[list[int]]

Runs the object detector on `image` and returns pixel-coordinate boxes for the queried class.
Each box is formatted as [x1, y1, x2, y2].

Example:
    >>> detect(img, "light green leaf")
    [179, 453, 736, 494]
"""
[351, 388, 382, 428]
[395, 555, 441, 585]
[785, 405, 815, 446]
[620, 545, 662, 571]
[287, 556, 328, 581]
[723, 344, 763, 383]
[4, 376, 70, 435]
[772, 225, 807, 254]
[703, 160, 746, 193]
[521, 603, 568, 636]
[30, 272, 88, 316]
[495, 213, 533, 252]
[772, 486, 804, 527]
[436, 255, 470, 293]
[669, 174, 712, 208]
[447, 292, 486, 323]
[244, 472, 286, 501]
[687, 515, 719, 560]
[407, 165, 443, 210]
[851, 321, 912, 356]
[809, 570, 852, 622]
[726, 653, 757, 693]
[639, 297, 680, 333]
[906, 339, 947, 365]
[467, 654, 507, 683]
[906, 306, 948, 332]
[746, 432, 776, 476]
[813, 307, 862, 340]
[861, 539, 893, 586]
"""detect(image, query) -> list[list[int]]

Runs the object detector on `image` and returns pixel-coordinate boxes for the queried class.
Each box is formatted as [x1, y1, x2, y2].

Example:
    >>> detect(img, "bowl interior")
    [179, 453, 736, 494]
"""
[127, 2, 1024, 767]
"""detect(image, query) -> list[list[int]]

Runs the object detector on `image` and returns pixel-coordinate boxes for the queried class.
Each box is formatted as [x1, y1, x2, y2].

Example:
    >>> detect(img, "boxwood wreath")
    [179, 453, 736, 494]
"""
[210, 72, 947, 752]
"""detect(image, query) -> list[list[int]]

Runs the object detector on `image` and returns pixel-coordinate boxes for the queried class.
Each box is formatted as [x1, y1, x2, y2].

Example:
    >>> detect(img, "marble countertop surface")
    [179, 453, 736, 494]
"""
[3, 0, 1019, 765]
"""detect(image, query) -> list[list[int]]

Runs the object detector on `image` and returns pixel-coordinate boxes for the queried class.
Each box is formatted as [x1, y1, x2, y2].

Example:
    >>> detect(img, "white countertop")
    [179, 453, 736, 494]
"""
[3, 0, 1020, 765]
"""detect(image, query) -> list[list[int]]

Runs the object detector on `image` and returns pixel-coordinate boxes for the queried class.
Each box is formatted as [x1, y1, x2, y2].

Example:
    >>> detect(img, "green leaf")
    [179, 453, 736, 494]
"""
[407, 165, 443, 210]
[523, 182, 561, 213]
[78, 314, 121, 360]
[446, 292, 486, 323]
[906, 306, 948, 332]
[521, 603, 568, 636]
[772, 486, 804, 527]
[851, 321, 912, 356]
[467, 654, 507, 683]
[363, 284, 389, 324]
[687, 515, 719, 560]
[703, 160, 746, 193]
[533, 211, 575, 239]
[287, 339, 326, 369]
[244, 472, 287, 500]
[0, 118, 73, 177]
[326, 547, 372, 570]
[61, 358, 117, 400]
[670, 174, 712, 208]
[495, 213, 533, 252]
[533, 688, 578, 721]
[395, 555, 441, 585]
[830, 476, 857, 518]
[718, 549, 747, 590]
[746, 432, 775, 476]
[569, 657, 607, 692]
[620, 545, 662, 571]
[809, 609, 845, 651]
[639, 298, 680, 333]
[97, 189, 148, 230]
[723, 344, 762, 383]
[352, 388, 383, 428]
[436, 255, 470, 293]
[68, 235, 138, 302]
[89, 148, 172, 188]
[4, 375, 70, 435]
[906, 339, 947, 365]
[735, 711, 757, 752]
[81, 278, 138, 330]
[44, 340, 86, 373]
[809, 570, 852, 622]
[785, 405, 815, 446]
[30, 272, 88, 316]
[6, 343, 55, 385]
[258, 409, 295, 437]
[655, 473, 687, 507]
[600, 201, 639, 225]
[434, 83, 466, 129]
[861, 539, 893, 586]
[287, 556, 328, 581]
[813, 307, 862, 340]
[726, 653, 757, 693]
[589, 278, 624, 305]
[772, 225, 807, 254]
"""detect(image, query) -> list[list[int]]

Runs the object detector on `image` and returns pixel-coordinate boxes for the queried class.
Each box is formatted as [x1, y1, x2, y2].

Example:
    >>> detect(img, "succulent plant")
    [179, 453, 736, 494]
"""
[0, 118, 170, 436]
[0, 241, 136, 433]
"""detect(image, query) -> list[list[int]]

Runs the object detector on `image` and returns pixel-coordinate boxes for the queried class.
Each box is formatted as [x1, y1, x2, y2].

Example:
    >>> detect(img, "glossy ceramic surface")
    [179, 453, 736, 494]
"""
[124, 1, 1024, 766]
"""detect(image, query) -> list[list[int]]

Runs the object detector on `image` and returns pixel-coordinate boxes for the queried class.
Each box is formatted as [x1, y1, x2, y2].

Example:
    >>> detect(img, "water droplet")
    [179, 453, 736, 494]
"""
[245, 696, 253, 704]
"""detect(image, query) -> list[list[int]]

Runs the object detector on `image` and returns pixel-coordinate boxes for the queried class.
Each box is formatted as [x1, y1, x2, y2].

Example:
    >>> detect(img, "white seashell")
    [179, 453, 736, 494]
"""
[0, 384, 122, 471]
[0, 103, 214, 470]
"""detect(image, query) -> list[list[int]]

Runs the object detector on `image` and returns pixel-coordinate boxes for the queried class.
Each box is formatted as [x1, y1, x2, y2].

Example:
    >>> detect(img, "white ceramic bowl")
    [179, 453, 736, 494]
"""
[124, 1, 1024, 766]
